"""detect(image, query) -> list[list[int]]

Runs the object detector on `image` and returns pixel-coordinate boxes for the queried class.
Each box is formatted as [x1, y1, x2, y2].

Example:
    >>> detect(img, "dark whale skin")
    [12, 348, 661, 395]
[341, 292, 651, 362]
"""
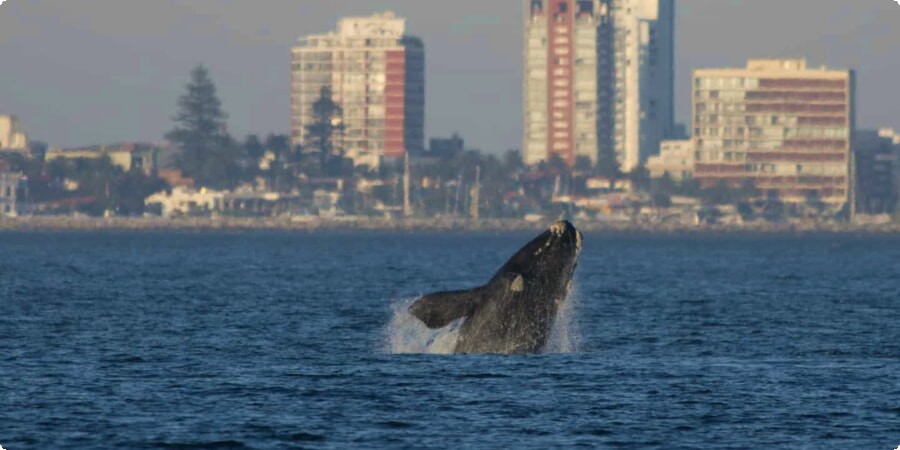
[409, 221, 582, 354]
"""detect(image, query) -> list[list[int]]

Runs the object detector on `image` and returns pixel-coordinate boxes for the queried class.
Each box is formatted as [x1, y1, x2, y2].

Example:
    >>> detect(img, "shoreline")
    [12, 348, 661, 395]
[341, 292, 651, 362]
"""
[1, 216, 899, 235]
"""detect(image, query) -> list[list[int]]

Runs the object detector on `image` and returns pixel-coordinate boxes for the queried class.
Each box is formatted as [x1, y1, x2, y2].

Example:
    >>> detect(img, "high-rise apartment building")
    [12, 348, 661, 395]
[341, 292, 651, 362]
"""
[523, 0, 674, 171]
[599, 0, 675, 173]
[692, 59, 855, 205]
[523, 0, 603, 167]
[291, 12, 424, 169]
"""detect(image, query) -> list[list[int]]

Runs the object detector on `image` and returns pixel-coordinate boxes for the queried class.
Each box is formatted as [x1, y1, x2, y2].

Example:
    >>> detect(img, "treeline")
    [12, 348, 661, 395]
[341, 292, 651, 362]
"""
[166, 67, 357, 191]
[1, 152, 166, 216]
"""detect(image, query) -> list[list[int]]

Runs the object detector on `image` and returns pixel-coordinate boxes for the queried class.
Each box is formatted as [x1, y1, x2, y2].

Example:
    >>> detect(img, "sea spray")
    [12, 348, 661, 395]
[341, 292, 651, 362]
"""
[544, 283, 582, 353]
[385, 298, 461, 354]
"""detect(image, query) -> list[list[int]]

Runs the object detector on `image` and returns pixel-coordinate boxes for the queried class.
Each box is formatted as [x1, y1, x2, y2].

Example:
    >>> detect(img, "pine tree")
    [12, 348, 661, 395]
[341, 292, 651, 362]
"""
[166, 65, 237, 189]
[304, 86, 345, 167]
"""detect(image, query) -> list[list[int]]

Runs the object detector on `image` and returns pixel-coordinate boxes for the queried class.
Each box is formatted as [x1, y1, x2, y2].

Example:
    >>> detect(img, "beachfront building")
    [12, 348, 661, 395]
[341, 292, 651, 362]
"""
[598, 0, 675, 172]
[0, 161, 28, 217]
[0, 115, 29, 153]
[45, 143, 159, 175]
[692, 59, 855, 205]
[145, 187, 225, 217]
[523, 0, 604, 167]
[291, 12, 425, 169]
[646, 139, 694, 181]
[854, 128, 899, 215]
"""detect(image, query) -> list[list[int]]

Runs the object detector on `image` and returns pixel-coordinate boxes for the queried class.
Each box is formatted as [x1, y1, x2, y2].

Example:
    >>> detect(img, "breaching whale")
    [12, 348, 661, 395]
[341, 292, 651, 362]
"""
[409, 220, 582, 354]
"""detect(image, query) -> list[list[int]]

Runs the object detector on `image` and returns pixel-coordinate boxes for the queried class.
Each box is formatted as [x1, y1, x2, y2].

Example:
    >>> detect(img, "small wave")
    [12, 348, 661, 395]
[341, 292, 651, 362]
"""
[100, 354, 147, 364]
[454, 372, 511, 379]
[285, 432, 326, 442]
[377, 420, 416, 429]
[578, 428, 613, 437]
[155, 440, 249, 449]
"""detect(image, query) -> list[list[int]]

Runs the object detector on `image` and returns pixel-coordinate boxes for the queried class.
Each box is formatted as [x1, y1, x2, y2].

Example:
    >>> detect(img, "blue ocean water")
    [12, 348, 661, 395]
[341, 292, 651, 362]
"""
[0, 231, 898, 449]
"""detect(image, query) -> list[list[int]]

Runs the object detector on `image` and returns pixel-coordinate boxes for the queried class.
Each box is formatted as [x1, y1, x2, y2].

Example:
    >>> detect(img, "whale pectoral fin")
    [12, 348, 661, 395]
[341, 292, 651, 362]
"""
[409, 288, 483, 329]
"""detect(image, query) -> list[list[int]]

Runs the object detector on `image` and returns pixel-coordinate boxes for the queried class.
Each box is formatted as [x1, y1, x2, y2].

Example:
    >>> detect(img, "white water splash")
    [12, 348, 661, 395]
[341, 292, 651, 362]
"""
[384, 298, 462, 354]
[385, 284, 582, 354]
[544, 283, 582, 353]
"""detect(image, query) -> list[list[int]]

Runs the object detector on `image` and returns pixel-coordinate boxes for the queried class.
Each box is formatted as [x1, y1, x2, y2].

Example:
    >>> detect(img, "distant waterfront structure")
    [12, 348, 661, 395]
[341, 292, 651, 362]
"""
[429, 134, 465, 160]
[0, 115, 29, 153]
[145, 187, 225, 218]
[291, 12, 425, 169]
[646, 139, 694, 181]
[853, 128, 899, 214]
[45, 143, 158, 175]
[599, 0, 675, 173]
[692, 59, 855, 205]
[523, 0, 603, 167]
[145, 186, 306, 218]
[0, 160, 28, 217]
[522, 0, 674, 171]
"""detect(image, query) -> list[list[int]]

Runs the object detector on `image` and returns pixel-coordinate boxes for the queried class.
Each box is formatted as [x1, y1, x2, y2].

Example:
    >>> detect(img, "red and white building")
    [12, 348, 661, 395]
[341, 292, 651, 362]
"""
[524, 0, 603, 167]
[524, 0, 675, 172]
[291, 12, 424, 169]
[692, 59, 855, 205]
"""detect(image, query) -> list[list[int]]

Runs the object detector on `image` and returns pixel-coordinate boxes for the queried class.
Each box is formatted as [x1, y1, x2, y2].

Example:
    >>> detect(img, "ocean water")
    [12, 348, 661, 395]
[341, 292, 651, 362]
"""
[0, 231, 898, 449]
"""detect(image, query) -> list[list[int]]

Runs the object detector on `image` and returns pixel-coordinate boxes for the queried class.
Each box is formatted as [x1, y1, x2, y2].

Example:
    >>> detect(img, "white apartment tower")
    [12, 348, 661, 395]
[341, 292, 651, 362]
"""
[599, 0, 675, 172]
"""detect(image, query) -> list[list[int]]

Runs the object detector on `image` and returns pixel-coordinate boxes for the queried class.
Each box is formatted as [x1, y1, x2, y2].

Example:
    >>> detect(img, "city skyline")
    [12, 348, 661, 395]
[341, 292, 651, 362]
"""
[0, 0, 898, 152]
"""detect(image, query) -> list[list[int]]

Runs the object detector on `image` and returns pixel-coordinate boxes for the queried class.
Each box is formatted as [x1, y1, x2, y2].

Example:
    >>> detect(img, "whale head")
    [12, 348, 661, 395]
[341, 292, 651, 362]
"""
[495, 220, 582, 293]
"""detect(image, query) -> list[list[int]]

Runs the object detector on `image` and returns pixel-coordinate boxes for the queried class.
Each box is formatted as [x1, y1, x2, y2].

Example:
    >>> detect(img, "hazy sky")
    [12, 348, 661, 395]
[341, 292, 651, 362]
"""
[1, 0, 898, 152]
